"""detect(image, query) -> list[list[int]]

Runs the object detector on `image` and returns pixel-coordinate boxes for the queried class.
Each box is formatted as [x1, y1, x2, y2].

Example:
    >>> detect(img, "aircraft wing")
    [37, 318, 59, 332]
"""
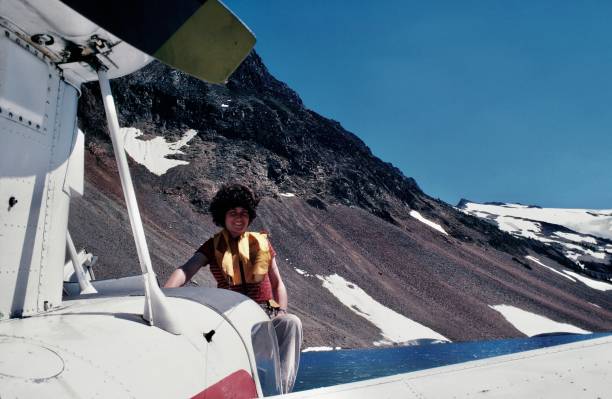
[278, 334, 612, 398]
[59, 0, 255, 83]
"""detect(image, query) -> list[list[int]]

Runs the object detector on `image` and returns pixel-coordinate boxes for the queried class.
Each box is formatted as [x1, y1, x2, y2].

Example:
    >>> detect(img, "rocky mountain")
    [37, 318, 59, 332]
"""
[459, 200, 612, 281]
[70, 52, 612, 348]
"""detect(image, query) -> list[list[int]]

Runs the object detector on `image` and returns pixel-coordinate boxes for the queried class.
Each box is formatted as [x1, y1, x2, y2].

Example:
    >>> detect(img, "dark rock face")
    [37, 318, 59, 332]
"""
[73, 51, 612, 348]
[79, 52, 421, 221]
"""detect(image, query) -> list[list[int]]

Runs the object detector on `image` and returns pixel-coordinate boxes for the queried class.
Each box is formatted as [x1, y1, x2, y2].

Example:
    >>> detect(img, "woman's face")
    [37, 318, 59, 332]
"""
[225, 207, 250, 237]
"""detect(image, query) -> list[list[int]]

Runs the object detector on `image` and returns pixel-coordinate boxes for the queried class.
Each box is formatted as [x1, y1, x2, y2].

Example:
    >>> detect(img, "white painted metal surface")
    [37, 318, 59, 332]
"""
[63, 249, 95, 283]
[0, 26, 79, 319]
[0, 292, 270, 398]
[0, 342, 64, 379]
[166, 287, 285, 396]
[63, 275, 143, 297]
[62, 128, 84, 197]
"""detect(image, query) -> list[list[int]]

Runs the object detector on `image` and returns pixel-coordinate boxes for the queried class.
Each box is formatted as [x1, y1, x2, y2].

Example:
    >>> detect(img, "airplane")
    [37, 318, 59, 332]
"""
[0, 0, 610, 398]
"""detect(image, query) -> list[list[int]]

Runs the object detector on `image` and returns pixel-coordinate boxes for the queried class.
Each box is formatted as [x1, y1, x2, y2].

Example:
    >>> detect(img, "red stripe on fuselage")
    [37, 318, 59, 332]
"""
[191, 369, 257, 399]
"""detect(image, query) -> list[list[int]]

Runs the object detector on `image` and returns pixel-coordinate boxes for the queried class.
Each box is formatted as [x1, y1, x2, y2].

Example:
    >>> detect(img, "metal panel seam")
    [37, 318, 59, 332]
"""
[36, 70, 63, 312]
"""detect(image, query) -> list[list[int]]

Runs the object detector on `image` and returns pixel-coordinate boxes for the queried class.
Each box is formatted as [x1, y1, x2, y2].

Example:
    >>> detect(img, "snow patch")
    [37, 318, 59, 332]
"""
[560, 242, 586, 251]
[279, 193, 296, 198]
[525, 256, 576, 282]
[302, 346, 341, 352]
[463, 202, 612, 270]
[317, 273, 449, 345]
[495, 216, 543, 240]
[122, 128, 197, 176]
[463, 202, 612, 240]
[586, 250, 607, 261]
[294, 268, 312, 277]
[560, 244, 608, 262]
[562, 270, 612, 291]
[472, 211, 492, 219]
[409, 210, 448, 236]
[489, 305, 590, 336]
[553, 231, 597, 244]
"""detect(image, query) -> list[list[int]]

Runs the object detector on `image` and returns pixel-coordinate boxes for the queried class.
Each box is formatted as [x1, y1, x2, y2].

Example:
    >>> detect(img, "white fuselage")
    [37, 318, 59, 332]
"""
[0, 287, 276, 398]
[0, 18, 80, 319]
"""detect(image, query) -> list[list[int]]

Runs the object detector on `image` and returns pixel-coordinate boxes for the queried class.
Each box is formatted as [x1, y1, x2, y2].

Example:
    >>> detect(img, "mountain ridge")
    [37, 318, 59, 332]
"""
[71, 51, 612, 348]
[459, 200, 612, 282]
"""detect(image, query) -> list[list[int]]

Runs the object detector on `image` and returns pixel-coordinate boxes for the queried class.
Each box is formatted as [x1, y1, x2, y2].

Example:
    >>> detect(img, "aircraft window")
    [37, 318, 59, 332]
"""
[251, 321, 282, 396]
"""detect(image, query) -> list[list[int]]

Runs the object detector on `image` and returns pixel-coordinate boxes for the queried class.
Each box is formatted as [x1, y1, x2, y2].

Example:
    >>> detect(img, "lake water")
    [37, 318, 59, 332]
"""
[294, 333, 610, 392]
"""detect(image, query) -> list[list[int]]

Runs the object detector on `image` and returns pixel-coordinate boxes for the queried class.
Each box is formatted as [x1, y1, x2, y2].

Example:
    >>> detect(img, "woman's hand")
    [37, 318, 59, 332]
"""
[274, 308, 288, 318]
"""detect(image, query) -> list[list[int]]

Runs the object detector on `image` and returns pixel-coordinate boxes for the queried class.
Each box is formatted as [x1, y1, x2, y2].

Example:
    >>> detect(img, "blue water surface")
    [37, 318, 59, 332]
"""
[294, 333, 610, 392]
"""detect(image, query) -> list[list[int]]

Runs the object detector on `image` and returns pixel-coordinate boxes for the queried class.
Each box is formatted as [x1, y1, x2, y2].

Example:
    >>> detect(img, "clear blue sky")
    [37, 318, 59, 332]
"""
[226, 1, 612, 209]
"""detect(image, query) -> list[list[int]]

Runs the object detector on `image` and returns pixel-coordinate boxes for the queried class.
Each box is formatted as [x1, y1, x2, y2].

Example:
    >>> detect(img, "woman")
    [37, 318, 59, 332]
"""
[164, 184, 302, 393]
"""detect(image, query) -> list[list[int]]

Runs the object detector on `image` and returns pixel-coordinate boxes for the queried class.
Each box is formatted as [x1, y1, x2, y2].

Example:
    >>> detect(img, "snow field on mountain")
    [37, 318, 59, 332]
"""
[495, 216, 551, 241]
[121, 127, 197, 176]
[525, 256, 612, 291]
[462, 202, 611, 270]
[316, 273, 449, 346]
[525, 256, 576, 282]
[463, 203, 612, 240]
[562, 270, 612, 291]
[554, 231, 597, 244]
[489, 305, 590, 336]
[409, 210, 448, 235]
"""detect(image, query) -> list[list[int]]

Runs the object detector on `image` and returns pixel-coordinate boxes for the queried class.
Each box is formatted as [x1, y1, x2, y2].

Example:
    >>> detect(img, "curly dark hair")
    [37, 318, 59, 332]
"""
[209, 184, 259, 228]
